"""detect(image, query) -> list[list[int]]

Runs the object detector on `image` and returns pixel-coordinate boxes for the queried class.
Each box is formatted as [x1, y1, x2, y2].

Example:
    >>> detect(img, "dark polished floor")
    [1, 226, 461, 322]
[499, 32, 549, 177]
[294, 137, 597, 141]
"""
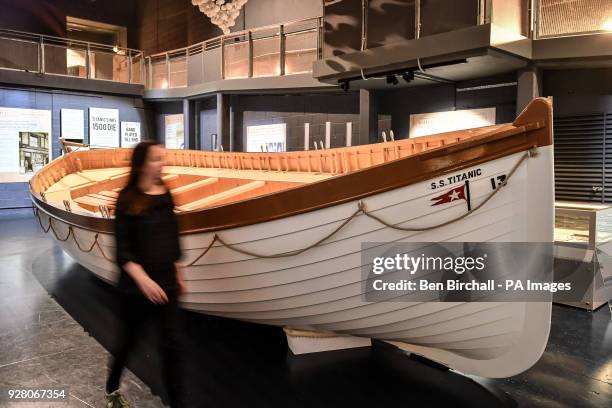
[1, 213, 611, 407]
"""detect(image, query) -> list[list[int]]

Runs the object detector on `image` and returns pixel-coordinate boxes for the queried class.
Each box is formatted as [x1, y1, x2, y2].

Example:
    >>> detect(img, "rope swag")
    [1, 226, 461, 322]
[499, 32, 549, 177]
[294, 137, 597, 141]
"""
[33, 207, 114, 262]
[33, 147, 537, 266]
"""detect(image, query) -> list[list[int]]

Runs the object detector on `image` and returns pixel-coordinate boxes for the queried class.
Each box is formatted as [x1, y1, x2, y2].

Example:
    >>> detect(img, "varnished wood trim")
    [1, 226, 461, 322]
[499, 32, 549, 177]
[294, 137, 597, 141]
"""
[177, 180, 266, 211]
[31, 98, 553, 236]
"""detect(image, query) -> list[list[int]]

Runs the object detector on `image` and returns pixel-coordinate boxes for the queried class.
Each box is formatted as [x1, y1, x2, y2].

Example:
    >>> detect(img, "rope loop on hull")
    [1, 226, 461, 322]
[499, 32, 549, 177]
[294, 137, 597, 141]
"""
[33, 147, 537, 266]
[362, 147, 536, 232]
[33, 206, 114, 262]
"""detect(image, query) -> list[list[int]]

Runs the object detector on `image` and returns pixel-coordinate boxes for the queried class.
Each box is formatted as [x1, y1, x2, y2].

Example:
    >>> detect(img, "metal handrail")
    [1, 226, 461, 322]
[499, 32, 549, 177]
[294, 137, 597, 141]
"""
[0, 16, 320, 89]
[0, 27, 145, 84]
[0, 28, 141, 53]
[0, 16, 321, 90]
[224, 27, 318, 45]
[146, 16, 320, 59]
[143, 16, 322, 89]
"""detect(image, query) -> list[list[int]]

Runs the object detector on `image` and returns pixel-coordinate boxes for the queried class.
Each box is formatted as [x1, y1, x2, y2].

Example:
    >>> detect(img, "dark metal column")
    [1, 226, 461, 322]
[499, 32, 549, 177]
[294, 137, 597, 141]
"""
[194, 100, 201, 150]
[217, 93, 231, 151]
[183, 99, 197, 150]
[516, 66, 542, 115]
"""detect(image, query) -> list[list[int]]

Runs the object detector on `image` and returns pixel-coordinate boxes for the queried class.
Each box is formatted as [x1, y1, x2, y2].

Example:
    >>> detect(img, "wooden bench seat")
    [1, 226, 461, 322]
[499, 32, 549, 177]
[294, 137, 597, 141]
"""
[171, 178, 227, 206]
[98, 190, 119, 199]
[177, 180, 265, 211]
[171, 178, 219, 195]
[74, 195, 117, 212]
[87, 193, 117, 203]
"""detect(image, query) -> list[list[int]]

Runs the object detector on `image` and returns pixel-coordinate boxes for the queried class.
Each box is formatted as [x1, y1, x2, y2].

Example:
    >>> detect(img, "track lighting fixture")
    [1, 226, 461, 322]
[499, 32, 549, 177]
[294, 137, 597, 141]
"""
[386, 75, 398, 86]
[402, 71, 415, 83]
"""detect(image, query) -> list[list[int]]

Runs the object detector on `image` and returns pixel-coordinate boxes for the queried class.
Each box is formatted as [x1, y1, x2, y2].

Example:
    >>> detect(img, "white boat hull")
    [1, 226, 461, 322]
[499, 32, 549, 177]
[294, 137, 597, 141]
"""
[35, 145, 554, 378]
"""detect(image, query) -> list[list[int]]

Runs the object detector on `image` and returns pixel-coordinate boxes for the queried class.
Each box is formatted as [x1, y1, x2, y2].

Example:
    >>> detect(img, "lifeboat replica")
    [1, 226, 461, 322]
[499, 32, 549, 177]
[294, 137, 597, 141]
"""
[30, 98, 554, 378]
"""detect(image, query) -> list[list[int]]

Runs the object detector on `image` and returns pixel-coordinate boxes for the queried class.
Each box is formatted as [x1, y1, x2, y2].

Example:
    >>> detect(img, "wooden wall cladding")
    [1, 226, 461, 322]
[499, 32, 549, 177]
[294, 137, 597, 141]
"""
[136, 0, 221, 55]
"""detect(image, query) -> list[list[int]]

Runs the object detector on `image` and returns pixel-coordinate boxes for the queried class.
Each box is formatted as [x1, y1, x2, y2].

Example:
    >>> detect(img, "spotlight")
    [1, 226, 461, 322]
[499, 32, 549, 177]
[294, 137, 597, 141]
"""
[402, 71, 414, 83]
[340, 80, 350, 92]
[386, 74, 398, 86]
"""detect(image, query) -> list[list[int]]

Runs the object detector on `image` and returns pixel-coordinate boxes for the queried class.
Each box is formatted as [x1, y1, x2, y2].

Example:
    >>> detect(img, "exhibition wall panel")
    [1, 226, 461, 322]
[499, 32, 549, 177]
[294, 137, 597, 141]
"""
[0, 86, 154, 210]
[0, 89, 152, 159]
[0, 108, 51, 179]
[379, 74, 518, 139]
[230, 93, 360, 152]
[239, 110, 392, 152]
[229, 87, 509, 153]
[242, 110, 361, 152]
[153, 101, 184, 147]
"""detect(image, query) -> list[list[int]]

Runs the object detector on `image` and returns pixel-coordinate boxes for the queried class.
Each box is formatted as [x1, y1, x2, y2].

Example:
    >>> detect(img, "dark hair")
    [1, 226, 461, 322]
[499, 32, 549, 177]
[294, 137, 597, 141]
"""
[125, 141, 161, 192]
[119, 141, 162, 214]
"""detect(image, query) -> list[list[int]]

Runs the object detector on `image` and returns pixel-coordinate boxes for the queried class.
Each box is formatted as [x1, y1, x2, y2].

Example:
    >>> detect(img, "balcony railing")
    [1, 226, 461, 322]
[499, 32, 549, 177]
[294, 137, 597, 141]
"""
[145, 17, 322, 90]
[0, 28, 144, 84]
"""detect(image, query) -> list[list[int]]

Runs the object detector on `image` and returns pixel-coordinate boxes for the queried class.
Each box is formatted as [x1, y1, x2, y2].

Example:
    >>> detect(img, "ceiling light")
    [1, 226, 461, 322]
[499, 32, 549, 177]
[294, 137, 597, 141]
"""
[192, 0, 247, 35]
[603, 18, 612, 31]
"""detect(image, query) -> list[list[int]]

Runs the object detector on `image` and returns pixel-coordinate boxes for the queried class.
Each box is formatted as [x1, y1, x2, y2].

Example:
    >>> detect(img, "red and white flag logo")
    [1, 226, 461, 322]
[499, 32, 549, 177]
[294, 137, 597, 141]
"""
[431, 185, 466, 206]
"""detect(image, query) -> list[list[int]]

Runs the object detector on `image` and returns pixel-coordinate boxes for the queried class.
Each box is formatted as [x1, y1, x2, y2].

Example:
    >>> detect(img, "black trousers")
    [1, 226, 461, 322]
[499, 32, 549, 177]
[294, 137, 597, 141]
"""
[106, 290, 186, 407]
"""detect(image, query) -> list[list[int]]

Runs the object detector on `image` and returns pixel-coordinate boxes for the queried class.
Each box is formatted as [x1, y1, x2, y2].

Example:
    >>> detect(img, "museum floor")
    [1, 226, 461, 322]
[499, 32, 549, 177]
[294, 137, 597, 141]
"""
[0, 212, 610, 408]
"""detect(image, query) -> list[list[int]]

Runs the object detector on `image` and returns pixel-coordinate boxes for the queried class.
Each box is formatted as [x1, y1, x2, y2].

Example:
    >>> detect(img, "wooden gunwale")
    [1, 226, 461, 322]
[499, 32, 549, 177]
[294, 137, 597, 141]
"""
[30, 98, 553, 236]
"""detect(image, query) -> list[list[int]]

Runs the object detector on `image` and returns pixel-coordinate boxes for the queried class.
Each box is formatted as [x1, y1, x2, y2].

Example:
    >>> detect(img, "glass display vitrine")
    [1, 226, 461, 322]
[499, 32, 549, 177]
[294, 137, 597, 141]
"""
[554, 202, 612, 312]
[555, 202, 612, 248]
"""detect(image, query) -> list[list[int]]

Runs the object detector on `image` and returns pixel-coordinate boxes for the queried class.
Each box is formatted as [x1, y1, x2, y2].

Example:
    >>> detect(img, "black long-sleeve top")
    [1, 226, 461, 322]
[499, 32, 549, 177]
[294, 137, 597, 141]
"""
[114, 188, 182, 293]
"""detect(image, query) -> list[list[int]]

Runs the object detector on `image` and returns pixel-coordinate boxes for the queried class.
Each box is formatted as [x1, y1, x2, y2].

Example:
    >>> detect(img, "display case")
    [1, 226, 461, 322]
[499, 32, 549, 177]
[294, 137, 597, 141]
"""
[554, 202, 612, 312]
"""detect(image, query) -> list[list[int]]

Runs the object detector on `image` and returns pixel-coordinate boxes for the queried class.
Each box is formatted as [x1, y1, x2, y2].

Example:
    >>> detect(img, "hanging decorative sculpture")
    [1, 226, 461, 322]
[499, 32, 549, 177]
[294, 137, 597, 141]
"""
[191, 0, 248, 34]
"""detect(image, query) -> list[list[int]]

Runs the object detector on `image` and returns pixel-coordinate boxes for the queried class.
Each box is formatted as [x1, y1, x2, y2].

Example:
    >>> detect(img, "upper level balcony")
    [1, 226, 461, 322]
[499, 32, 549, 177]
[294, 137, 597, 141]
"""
[0, 1, 608, 98]
[314, 0, 612, 86]
[0, 28, 145, 95]
[143, 17, 327, 98]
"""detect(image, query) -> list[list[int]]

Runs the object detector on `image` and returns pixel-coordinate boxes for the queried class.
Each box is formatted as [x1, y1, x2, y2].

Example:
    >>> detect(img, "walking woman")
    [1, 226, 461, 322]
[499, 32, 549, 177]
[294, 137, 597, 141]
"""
[105, 141, 186, 408]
